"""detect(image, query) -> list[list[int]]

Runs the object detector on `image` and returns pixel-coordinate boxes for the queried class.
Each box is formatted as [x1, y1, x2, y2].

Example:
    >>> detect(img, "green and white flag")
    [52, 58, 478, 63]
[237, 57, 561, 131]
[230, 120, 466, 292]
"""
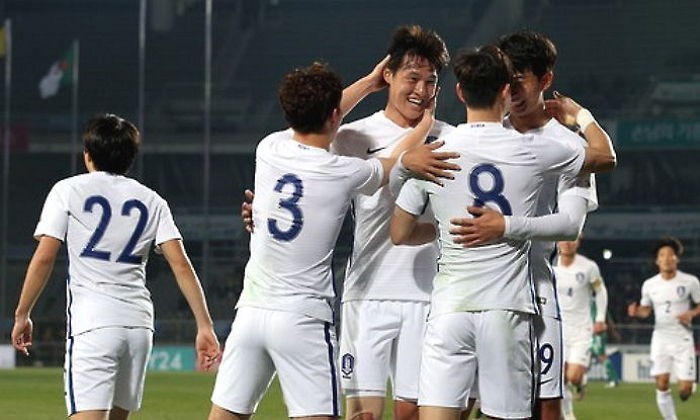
[38, 44, 74, 98]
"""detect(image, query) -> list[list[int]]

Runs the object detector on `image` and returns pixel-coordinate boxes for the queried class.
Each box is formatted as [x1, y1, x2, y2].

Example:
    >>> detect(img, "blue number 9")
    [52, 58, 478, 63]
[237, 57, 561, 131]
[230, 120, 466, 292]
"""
[267, 173, 304, 241]
[539, 343, 554, 375]
[469, 163, 512, 215]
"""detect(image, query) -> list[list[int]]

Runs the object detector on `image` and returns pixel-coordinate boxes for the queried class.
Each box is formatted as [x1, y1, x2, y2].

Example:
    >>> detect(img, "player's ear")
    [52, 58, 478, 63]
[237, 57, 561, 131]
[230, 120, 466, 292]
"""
[455, 83, 466, 104]
[541, 71, 554, 91]
[383, 67, 393, 85]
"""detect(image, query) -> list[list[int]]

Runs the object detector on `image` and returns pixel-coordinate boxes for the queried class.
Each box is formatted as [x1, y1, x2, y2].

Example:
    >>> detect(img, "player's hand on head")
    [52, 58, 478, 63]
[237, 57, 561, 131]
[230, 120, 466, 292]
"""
[11, 316, 33, 356]
[402, 140, 460, 186]
[366, 54, 390, 93]
[241, 189, 255, 233]
[544, 90, 584, 128]
[422, 86, 441, 123]
[449, 206, 505, 247]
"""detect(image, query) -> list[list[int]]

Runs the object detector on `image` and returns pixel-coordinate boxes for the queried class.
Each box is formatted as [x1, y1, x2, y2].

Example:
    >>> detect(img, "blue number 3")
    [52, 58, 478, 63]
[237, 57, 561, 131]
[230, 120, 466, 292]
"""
[80, 196, 149, 264]
[267, 174, 304, 241]
[469, 163, 513, 215]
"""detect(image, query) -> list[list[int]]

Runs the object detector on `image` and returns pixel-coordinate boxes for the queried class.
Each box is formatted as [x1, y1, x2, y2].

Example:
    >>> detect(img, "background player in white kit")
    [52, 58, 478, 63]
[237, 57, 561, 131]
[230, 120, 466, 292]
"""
[554, 238, 609, 420]
[628, 237, 700, 420]
[331, 25, 453, 420]
[448, 30, 616, 420]
[209, 62, 452, 420]
[11, 114, 220, 420]
[390, 45, 599, 420]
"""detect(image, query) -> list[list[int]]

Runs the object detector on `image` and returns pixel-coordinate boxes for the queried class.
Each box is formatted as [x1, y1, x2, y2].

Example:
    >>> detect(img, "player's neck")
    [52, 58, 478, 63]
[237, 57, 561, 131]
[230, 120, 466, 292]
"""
[509, 108, 551, 133]
[466, 108, 502, 124]
[292, 131, 331, 150]
[383, 107, 419, 128]
[559, 255, 575, 267]
[660, 270, 677, 280]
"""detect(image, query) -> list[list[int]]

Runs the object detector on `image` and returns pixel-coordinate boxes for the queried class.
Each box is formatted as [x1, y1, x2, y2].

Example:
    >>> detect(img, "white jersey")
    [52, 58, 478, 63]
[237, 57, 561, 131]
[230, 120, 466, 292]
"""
[640, 270, 700, 340]
[555, 254, 604, 330]
[238, 130, 384, 322]
[332, 111, 455, 302]
[505, 117, 599, 319]
[395, 122, 584, 317]
[34, 171, 182, 337]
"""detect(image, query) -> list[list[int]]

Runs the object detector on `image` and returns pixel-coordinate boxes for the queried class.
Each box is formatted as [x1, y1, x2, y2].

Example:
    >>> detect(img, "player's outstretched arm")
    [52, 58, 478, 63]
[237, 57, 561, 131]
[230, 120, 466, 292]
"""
[390, 206, 435, 246]
[160, 239, 220, 370]
[240, 189, 255, 233]
[545, 91, 617, 173]
[12, 236, 61, 356]
[339, 55, 390, 117]
[450, 194, 587, 247]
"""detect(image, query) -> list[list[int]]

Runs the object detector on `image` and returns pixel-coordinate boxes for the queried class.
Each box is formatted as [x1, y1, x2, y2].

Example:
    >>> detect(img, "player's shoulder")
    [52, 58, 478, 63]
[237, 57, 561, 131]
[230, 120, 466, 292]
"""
[576, 253, 598, 267]
[539, 119, 585, 146]
[677, 270, 700, 284]
[337, 111, 383, 136]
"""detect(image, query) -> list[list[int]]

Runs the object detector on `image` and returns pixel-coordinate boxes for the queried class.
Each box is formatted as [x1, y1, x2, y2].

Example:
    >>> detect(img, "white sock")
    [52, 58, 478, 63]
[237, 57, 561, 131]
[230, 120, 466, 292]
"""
[561, 386, 574, 417]
[656, 389, 678, 420]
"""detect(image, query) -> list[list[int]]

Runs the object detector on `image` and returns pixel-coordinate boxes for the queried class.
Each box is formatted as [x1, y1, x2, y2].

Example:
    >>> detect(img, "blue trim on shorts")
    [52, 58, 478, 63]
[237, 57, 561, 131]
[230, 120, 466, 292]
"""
[549, 249, 562, 319]
[556, 318, 564, 397]
[324, 322, 339, 417]
[529, 317, 537, 415]
[67, 336, 76, 415]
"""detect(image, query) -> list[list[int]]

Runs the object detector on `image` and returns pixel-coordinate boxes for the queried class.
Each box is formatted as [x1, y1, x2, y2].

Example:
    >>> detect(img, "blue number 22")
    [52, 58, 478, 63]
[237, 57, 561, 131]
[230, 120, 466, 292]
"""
[469, 163, 513, 215]
[267, 173, 304, 242]
[80, 196, 149, 264]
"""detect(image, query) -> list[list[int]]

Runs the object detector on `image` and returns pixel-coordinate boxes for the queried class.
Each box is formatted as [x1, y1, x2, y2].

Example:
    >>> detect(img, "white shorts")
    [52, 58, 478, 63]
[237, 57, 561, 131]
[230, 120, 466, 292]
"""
[211, 307, 341, 417]
[64, 327, 153, 416]
[650, 334, 697, 381]
[534, 314, 564, 399]
[562, 324, 592, 368]
[339, 300, 428, 401]
[419, 310, 535, 419]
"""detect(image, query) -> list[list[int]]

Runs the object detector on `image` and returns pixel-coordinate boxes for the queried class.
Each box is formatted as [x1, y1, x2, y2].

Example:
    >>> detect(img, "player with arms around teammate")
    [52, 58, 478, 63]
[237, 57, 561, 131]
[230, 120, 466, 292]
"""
[390, 45, 590, 420]
[332, 25, 453, 420]
[11, 114, 220, 420]
[554, 238, 608, 420]
[448, 30, 616, 420]
[209, 62, 448, 420]
[628, 237, 700, 420]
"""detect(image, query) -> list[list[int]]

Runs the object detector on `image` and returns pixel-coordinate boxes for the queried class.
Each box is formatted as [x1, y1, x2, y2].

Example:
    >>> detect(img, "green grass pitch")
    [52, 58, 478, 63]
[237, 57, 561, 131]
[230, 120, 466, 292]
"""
[1, 368, 699, 419]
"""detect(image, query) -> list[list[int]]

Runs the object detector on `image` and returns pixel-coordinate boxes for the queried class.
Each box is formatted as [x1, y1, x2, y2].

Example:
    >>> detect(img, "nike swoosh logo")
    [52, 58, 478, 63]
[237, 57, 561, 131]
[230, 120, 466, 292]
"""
[366, 146, 387, 154]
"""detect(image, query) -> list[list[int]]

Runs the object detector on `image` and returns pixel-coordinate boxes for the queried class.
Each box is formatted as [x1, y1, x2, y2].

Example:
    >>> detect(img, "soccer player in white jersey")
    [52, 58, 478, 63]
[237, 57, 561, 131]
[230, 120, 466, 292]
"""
[389, 45, 606, 420]
[628, 237, 700, 420]
[331, 25, 453, 420]
[448, 30, 616, 420]
[11, 114, 220, 420]
[208, 62, 451, 420]
[554, 238, 608, 420]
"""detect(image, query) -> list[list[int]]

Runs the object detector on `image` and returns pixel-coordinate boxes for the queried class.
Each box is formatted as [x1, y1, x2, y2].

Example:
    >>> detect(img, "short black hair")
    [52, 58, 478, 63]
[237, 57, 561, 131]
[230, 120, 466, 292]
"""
[452, 45, 513, 109]
[278, 62, 343, 134]
[82, 114, 140, 175]
[386, 25, 450, 74]
[498, 30, 557, 78]
[653, 236, 684, 259]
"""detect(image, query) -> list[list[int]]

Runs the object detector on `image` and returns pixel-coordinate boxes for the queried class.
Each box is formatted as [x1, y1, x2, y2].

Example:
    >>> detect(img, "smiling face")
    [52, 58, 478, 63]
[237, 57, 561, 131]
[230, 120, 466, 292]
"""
[508, 69, 552, 118]
[383, 54, 438, 128]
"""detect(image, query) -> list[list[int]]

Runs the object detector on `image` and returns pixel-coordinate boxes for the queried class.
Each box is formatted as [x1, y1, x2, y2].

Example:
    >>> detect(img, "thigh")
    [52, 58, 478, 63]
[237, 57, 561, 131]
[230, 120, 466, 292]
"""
[211, 308, 276, 415]
[672, 338, 697, 381]
[393, 301, 429, 401]
[564, 330, 592, 369]
[339, 300, 399, 395]
[268, 311, 341, 418]
[418, 312, 477, 409]
[650, 337, 673, 377]
[112, 328, 153, 412]
[477, 310, 535, 420]
[534, 315, 564, 399]
[65, 328, 124, 416]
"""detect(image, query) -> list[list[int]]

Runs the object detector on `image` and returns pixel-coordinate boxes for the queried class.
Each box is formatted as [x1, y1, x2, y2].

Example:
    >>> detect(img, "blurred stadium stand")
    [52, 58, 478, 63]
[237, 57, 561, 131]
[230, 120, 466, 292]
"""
[2, 0, 700, 364]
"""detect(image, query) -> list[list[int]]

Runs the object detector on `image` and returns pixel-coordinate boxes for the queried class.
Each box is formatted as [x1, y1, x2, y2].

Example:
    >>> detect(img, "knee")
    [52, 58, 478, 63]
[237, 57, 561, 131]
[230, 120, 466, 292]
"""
[679, 383, 695, 401]
[349, 413, 376, 420]
[393, 399, 419, 420]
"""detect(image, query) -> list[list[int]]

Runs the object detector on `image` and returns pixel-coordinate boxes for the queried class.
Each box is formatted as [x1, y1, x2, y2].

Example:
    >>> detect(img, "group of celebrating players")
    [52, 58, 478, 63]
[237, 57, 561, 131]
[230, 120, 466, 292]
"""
[10, 22, 700, 420]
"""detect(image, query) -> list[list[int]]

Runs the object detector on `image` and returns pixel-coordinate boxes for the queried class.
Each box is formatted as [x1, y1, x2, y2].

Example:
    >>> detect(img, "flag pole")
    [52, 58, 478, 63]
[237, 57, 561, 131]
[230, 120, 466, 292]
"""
[1, 18, 12, 330]
[136, 0, 146, 179]
[202, 0, 212, 287]
[71, 39, 79, 174]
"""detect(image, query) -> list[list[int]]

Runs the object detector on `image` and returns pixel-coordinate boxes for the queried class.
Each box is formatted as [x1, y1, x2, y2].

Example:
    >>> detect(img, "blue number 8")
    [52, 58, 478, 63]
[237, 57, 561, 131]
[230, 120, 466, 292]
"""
[267, 173, 304, 241]
[469, 163, 512, 215]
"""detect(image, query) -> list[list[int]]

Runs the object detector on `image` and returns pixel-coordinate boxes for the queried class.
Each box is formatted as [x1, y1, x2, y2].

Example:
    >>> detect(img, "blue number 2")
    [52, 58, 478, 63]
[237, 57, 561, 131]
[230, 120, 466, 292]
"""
[469, 163, 513, 215]
[267, 174, 304, 241]
[80, 195, 149, 265]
